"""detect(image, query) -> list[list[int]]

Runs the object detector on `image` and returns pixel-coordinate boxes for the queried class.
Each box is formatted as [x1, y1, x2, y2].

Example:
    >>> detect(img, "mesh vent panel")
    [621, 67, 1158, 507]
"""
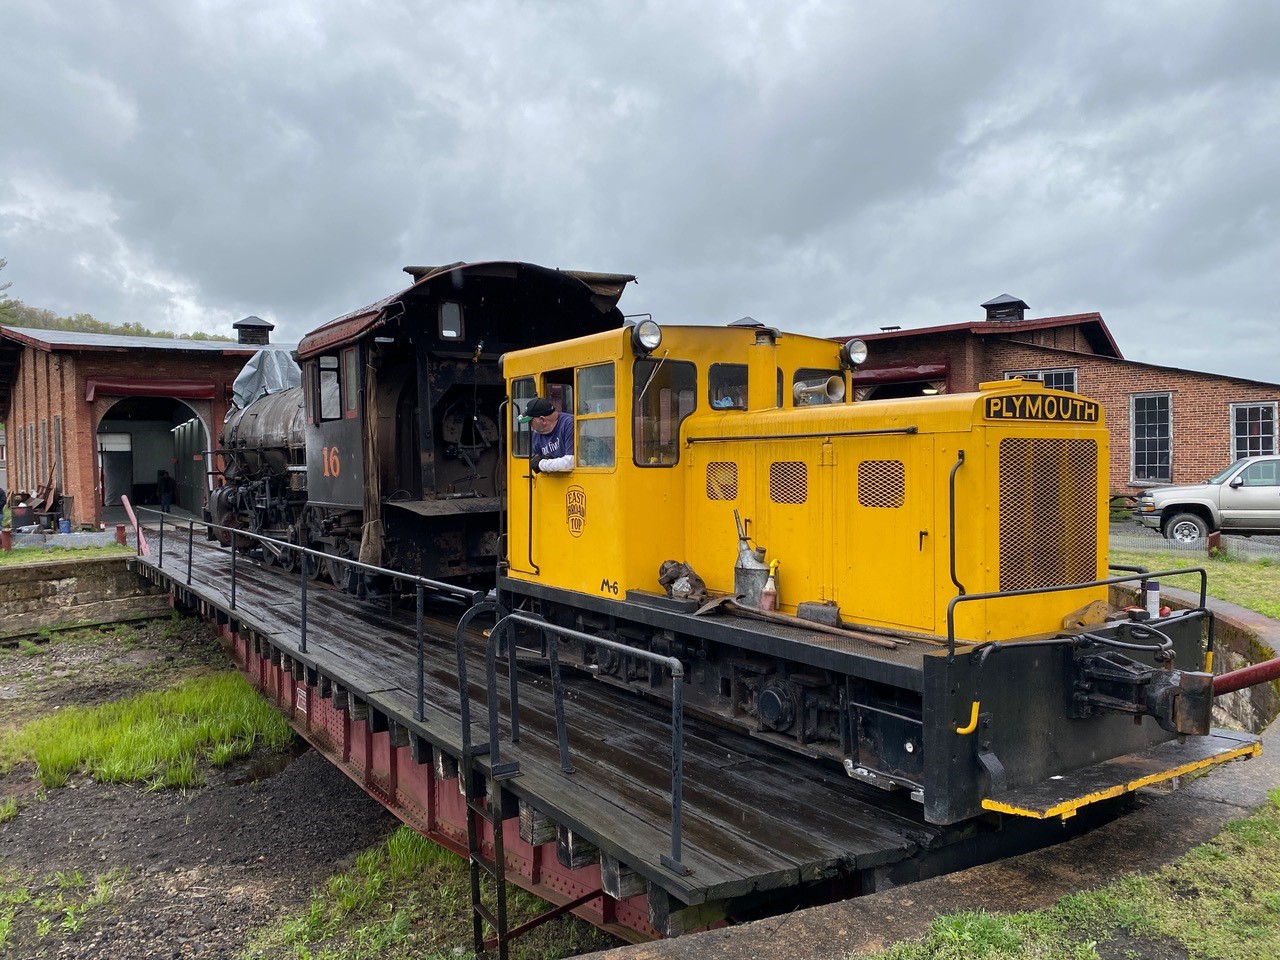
[999, 438, 1099, 591]
[706, 461, 739, 500]
[858, 460, 905, 508]
[769, 461, 809, 504]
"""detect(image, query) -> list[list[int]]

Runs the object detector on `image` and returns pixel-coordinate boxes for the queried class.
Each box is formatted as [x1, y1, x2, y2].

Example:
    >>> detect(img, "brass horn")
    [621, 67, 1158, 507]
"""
[792, 375, 846, 404]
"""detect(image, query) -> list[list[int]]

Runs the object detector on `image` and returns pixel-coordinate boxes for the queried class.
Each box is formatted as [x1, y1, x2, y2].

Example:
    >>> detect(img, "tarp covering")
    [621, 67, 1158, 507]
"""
[230, 348, 303, 409]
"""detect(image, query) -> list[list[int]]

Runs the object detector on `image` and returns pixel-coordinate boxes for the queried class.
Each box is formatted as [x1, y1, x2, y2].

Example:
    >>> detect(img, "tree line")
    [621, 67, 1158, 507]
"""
[0, 258, 233, 342]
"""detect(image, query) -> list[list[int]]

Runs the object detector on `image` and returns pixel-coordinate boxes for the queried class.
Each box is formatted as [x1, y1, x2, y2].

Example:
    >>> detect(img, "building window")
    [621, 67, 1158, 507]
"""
[1005, 368, 1077, 392]
[1231, 402, 1277, 460]
[1131, 393, 1172, 483]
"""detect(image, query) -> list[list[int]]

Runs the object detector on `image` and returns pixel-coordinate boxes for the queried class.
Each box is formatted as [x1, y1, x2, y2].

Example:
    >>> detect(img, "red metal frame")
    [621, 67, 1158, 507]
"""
[216, 621, 655, 941]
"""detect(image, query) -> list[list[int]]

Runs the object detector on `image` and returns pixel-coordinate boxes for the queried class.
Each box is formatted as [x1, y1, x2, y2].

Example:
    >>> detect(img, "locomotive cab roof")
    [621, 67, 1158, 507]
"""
[296, 260, 636, 360]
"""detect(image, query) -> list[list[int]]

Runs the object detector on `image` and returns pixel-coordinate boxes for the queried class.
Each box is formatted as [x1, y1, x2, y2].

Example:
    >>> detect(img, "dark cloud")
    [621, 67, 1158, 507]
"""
[1, 0, 1277, 382]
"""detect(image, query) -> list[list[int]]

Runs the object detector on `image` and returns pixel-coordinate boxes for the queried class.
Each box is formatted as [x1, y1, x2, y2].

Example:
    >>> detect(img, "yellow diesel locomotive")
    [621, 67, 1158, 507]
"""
[499, 319, 1256, 825]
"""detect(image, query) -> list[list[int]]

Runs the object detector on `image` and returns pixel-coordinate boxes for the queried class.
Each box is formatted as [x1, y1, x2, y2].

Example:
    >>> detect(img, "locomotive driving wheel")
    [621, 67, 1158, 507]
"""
[327, 541, 360, 594]
[300, 509, 326, 580]
[271, 524, 300, 574]
[275, 543, 298, 574]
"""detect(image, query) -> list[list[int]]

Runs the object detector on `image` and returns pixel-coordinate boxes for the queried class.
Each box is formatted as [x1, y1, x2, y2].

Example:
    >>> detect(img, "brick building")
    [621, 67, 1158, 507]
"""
[847, 295, 1280, 497]
[0, 319, 288, 528]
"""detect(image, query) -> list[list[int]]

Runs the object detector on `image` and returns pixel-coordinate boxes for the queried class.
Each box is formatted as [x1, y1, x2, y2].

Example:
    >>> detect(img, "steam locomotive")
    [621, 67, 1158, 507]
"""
[210, 261, 635, 587]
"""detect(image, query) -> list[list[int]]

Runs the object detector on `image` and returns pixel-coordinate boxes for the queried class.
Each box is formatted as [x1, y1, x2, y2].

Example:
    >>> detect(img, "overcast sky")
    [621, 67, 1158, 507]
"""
[2, 1, 1277, 380]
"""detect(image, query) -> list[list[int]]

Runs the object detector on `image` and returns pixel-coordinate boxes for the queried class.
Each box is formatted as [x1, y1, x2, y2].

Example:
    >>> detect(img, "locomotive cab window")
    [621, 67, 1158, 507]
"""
[511, 378, 537, 458]
[342, 348, 359, 419]
[634, 358, 696, 467]
[576, 364, 615, 468]
[439, 301, 464, 340]
[514, 373, 574, 461]
[709, 364, 747, 410]
[318, 356, 341, 422]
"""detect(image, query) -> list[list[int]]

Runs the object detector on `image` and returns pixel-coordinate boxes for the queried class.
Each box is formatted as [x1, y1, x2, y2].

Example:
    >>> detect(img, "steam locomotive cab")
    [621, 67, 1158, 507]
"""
[290, 262, 635, 587]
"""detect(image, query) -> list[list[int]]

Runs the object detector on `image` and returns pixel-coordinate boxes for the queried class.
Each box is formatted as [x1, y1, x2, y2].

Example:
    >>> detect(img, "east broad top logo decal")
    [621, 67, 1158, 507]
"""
[566, 486, 586, 538]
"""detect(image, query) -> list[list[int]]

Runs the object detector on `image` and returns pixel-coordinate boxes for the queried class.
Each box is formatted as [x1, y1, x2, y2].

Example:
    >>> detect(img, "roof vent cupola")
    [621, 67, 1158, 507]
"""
[981, 294, 1029, 323]
[233, 315, 274, 345]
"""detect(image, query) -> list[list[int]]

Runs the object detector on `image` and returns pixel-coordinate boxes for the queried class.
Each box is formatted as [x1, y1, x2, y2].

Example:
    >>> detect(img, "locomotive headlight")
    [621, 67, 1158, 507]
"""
[839, 338, 868, 369]
[632, 319, 663, 354]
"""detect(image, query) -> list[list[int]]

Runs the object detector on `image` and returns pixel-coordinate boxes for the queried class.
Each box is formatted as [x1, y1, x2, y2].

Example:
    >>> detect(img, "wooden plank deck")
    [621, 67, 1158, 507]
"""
[137, 534, 950, 907]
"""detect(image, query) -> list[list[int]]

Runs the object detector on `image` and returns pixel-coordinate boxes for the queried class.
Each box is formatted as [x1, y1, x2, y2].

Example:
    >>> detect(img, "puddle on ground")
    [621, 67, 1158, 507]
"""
[209, 736, 311, 787]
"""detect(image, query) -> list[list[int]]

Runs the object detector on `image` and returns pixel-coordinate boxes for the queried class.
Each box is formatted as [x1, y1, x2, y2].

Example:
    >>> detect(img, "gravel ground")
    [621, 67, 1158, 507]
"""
[0, 618, 400, 960]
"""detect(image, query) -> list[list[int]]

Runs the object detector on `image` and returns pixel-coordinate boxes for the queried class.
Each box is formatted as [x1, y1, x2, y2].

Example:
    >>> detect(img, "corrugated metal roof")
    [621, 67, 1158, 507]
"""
[0, 326, 297, 353]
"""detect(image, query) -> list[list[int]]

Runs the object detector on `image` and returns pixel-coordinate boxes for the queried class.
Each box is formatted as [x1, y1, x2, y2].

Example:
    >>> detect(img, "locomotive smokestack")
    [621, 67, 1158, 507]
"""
[233, 315, 274, 346]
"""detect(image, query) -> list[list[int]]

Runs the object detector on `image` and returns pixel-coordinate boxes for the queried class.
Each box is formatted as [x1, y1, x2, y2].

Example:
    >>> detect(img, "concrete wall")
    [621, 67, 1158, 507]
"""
[0, 556, 172, 640]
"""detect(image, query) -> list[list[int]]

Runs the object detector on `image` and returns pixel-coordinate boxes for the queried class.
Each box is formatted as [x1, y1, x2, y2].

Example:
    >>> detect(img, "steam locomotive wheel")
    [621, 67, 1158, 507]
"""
[276, 546, 298, 574]
[304, 543, 325, 581]
[327, 542, 360, 594]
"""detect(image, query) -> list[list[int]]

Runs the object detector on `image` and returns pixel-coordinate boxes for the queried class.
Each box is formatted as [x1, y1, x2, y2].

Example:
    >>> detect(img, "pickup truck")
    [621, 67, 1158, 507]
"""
[1133, 455, 1280, 544]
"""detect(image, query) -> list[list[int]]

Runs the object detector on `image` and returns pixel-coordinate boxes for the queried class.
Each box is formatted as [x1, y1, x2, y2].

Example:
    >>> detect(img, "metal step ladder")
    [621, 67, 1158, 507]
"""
[463, 769, 513, 959]
[453, 600, 608, 957]
[455, 600, 520, 959]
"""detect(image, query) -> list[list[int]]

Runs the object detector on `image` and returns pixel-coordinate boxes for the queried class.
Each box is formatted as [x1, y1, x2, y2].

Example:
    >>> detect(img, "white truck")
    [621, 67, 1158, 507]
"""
[1133, 455, 1280, 544]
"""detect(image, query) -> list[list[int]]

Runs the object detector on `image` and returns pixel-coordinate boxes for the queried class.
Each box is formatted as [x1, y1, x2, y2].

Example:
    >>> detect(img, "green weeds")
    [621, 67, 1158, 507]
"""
[0, 671, 292, 789]
[243, 825, 616, 960]
[0, 867, 124, 948]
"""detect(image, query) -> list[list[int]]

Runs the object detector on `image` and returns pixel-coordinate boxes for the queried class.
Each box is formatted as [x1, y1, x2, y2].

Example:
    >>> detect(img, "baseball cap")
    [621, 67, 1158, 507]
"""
[517, 397, 556, 423]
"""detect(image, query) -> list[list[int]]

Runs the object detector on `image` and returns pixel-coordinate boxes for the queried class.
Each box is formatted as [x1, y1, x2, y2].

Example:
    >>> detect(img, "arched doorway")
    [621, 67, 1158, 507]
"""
[96, 397, 211, 514]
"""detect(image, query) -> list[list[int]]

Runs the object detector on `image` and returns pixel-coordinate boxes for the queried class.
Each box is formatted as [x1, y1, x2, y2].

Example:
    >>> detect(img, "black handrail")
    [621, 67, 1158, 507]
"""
[455, 609, 690, 876]
[136, 504, 482, 671]
[945, 566, 1210, 659]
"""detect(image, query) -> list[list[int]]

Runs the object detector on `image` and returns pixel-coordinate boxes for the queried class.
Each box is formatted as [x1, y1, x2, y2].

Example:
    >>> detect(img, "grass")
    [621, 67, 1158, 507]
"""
[0, 670, 293, 789]
[0, 867, 125, 951]
[1110, 546, 1280, 620]
[242, 825, 616, 960]
[868, 787, 1280, 959]
[0, 543, 134, 567]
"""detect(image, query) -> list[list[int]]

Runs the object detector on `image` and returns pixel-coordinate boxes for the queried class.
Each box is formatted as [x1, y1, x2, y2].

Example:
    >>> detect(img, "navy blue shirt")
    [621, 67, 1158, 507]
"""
[533, 413, 574, 467]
